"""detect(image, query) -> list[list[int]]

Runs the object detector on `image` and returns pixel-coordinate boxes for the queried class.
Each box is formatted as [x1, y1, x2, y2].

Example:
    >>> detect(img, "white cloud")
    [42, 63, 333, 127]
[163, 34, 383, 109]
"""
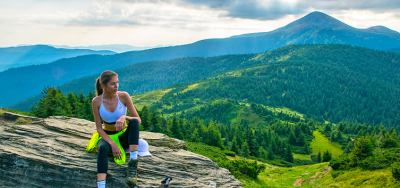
[0, 0, 399, 47]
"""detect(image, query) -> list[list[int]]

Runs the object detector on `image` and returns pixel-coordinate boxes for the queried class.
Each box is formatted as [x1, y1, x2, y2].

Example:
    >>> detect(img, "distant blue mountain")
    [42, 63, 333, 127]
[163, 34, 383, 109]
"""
[49, 44, 167, 53]
[0, 45, 116, 72]
[3, 11, 400, 109]
[388, 47, 400, 54]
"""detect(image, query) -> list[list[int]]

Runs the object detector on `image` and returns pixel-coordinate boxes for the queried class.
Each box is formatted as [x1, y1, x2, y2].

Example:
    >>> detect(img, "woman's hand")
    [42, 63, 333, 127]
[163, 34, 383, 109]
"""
[110, 142, 122, 160]
[115, 115, 126, 132]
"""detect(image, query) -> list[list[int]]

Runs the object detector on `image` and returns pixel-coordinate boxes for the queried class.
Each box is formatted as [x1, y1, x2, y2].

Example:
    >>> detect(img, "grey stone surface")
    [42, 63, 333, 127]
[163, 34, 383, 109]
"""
[0, 113, 242, 187]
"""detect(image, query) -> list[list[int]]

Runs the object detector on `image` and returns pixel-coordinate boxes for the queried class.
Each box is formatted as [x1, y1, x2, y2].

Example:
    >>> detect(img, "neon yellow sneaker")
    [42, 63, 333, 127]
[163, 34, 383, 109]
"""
[126, 159, 138, 186]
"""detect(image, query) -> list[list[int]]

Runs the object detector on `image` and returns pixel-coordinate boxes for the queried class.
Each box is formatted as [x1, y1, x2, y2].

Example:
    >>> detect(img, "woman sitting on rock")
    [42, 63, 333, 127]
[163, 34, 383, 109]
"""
[91, 70, 141, 187]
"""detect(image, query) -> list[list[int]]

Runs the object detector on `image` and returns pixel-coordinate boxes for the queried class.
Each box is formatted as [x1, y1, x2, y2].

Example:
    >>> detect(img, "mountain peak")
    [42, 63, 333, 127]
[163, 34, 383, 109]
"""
[366, 26, 399, 34]
[278, 11, 352, 31]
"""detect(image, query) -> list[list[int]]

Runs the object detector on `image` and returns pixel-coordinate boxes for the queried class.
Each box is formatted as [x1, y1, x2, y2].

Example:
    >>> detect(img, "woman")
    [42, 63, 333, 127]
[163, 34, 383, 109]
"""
[92, 70, 141, 188]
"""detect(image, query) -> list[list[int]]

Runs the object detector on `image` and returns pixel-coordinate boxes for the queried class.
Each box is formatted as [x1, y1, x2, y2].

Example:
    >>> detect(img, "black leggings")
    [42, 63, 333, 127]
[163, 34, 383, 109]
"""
[97, 119, 139, 173]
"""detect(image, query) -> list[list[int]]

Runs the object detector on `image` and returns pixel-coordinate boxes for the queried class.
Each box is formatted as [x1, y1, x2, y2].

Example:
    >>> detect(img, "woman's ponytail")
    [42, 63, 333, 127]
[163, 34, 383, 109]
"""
[96, 77, 103, 96]
[95, 70, 118, 96]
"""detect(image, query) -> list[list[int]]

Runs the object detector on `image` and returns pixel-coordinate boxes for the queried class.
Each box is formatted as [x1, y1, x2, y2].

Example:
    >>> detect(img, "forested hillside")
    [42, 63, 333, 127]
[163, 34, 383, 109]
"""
[148, 44, 400, 127]
[13, 44, 400, 129]
[5, 11, 400, 109]
[10, 79, 400, 186]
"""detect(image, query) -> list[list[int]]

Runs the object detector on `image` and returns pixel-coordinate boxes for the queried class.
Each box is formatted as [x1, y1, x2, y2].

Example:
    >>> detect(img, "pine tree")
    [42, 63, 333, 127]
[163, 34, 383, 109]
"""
[289, 131, 297, 145]
[141, 106, 151, 130]
[67, 92, 79, 117]
[322, 150, 332, 162]
[317, 150, 322, 163]
[150, 108, 162, 132]
[349, 136, 373, 166]
[285, 144, 294, 163]
[297, 133, 306, 146]
[230, 136, 239, 154]
[267, 146, 274, 160]
[170, 115, 182, 139]
[240, 141, 250, 158]
[258, 147, 268, 159]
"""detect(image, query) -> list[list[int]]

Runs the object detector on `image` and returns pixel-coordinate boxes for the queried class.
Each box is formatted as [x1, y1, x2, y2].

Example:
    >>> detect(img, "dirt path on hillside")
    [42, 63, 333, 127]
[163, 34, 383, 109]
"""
[293, 166, 332, 186]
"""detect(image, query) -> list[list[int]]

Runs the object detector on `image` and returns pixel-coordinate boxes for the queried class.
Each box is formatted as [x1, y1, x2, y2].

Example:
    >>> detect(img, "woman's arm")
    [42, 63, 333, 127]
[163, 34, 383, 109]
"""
[115, 92, 141, 131]
[121, 92, 141, 122]
[92, 97, 122, 159]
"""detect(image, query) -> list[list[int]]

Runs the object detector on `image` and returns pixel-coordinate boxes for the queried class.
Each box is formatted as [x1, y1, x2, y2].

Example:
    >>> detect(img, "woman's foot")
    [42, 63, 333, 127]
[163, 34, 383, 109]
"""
[126, 159, 138, 186]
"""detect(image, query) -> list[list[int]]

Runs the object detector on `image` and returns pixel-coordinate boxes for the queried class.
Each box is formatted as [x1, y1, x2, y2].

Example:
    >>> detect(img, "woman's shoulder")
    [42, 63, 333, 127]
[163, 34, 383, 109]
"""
[92, 95, 102, 105]
[118, 91, 132, 104]
[118, 91, 129, 98]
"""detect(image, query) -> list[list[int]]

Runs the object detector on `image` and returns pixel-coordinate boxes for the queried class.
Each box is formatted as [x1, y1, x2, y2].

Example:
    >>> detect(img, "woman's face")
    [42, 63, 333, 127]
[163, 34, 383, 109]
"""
[103, 76, 118, 94]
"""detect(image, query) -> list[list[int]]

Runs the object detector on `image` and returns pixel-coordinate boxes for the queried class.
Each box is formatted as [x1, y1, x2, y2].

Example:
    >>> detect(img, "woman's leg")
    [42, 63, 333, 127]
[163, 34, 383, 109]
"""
[120, 118, 140, 152]
[97, 139, 110, 181]
[120, 119, 140, 186]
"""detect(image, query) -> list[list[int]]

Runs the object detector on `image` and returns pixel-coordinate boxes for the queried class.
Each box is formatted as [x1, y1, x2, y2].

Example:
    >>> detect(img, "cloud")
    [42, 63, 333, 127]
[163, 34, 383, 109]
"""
[221, 0, 306, 20]
[175, 0, 400, 20]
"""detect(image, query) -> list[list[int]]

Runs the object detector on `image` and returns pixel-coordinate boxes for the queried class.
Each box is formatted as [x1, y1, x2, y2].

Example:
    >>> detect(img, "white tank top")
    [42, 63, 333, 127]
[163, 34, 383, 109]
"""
[99, 92, 126, 123]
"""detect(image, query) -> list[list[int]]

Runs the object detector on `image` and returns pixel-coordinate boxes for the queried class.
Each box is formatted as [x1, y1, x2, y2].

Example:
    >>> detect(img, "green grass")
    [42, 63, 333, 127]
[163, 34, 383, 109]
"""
[241, 162, 329, 188]
[179, 83, 199, 93]
[293, 153, 311, 161]
[131, 88, 172, 110]
[316, 168, 400, 188]
[310, 130, 343, 156]
[0, 108, 30, 116]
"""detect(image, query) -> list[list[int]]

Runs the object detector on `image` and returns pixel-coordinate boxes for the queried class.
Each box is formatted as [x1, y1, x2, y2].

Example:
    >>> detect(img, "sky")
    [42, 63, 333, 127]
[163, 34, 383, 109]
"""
[0, 0, 399, 48]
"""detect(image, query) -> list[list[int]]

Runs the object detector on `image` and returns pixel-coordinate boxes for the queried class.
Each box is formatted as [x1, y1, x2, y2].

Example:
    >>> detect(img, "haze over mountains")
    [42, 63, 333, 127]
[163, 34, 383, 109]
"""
[50, 44, 168, 53]
[2, 11, 400, 109]
[0, 45, 115, 72]
[11, 44, 400, 127]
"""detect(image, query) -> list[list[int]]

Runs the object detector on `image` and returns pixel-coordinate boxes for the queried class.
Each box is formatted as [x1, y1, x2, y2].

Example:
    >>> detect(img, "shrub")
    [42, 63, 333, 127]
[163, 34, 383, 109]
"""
[329, 155, 349, 170]
[331, 170, 344, 178]
[224, 150, 236, 157]
[15, 117, 32, 125]
[392, 162, 400, 181]
[359, 155, 390, 170]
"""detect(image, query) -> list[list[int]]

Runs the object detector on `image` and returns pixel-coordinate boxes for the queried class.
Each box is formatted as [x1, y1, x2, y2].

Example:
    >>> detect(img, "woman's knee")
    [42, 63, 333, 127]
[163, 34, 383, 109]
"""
[98, 143, 109, 154]
[129, 119, 139, 129]
[129, 118, 139, 125]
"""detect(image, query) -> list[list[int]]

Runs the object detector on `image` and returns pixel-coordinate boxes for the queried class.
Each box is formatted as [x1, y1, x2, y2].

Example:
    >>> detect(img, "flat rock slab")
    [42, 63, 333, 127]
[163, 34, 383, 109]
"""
[0, 113, 242, 187]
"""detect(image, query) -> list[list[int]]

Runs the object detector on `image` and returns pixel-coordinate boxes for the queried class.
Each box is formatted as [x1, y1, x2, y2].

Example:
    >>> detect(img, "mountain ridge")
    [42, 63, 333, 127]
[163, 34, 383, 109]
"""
[3, 11, 400, 108]
[0, 45, 116, 72]
[11, 44, 400, 127]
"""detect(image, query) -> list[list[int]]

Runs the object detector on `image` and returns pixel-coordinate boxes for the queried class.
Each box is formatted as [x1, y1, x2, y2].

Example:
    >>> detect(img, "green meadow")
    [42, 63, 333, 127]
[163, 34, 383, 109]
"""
[311, 130, 343, 156]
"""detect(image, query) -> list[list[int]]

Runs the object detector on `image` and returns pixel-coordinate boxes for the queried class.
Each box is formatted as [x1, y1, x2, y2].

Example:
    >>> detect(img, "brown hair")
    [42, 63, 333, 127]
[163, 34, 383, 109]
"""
[96, 70, 118, 96]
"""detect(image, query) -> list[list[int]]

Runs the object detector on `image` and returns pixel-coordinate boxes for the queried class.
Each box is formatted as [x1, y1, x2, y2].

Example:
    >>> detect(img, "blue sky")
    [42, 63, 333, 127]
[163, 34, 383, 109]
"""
[0, 0, 399, 47]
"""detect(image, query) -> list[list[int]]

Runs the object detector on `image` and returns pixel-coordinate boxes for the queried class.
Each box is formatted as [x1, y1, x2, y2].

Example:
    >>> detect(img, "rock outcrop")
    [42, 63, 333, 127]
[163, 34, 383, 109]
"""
[0, 112, 242, 187]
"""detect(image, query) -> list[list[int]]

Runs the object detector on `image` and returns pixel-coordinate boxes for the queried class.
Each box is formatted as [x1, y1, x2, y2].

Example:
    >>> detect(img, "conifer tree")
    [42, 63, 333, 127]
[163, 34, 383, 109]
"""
[230, 136, 239, 154]
[67, 92, 79, 117]
[240, 141, 250, 158]
[297, 133, 305, 146]
[317, 150, 322, 163]
[150, 108, 162, 132]
[141, 106, 151, 130]
[285, 144, 294, 163]
[267, 146, 274, 160]
[289, 131, 297, 145]
[349, 136, 373, 166]
[322, 150, 332, 162]
[170, 115, 182, 139]
[258, 147, 268, 159]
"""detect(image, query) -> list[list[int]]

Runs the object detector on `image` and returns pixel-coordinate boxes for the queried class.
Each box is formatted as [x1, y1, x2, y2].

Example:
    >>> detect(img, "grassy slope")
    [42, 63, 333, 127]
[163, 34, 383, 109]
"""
[130, 82, 398, 188]
[131, 88, 173, 110]
[311, 130, 343, 156]
[241, 162, 329, 187]
[316, 168, 399, 188]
